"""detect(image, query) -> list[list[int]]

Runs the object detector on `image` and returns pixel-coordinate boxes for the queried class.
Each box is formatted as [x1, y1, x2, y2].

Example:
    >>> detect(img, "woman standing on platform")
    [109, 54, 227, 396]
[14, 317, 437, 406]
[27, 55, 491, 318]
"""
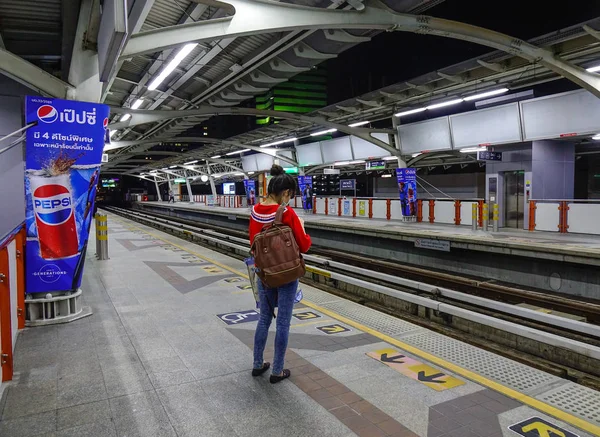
[249, 165, 312, 383]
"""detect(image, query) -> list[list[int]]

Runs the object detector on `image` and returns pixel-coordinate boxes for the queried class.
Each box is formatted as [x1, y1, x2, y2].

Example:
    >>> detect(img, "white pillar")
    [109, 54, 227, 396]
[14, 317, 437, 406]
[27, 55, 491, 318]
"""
[207, 165, 217, 196]
[185, 178, 194, 203]
[391, 115, 407, 169]
[154, 177, 162, 201]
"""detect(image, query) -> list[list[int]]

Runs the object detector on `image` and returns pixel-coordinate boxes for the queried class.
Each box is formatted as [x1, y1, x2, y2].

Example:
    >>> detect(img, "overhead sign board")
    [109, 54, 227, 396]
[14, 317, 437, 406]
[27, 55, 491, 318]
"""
[366, 160, 386, 170]
[324, 168, 340, 175]
[477, 151, 503, 161]
[173, 178, 186, 183]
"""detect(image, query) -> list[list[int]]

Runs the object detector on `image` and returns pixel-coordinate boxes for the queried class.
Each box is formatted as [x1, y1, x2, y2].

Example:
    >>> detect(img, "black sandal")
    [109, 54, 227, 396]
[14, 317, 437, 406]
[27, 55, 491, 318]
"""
[270, 369, 291, 384]
[252, 362, 270, 377]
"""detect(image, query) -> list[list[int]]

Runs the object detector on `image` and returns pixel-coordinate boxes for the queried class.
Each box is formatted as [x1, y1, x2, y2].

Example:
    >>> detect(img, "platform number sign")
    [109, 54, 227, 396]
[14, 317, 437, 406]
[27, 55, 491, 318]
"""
[508, 417, 579, 437]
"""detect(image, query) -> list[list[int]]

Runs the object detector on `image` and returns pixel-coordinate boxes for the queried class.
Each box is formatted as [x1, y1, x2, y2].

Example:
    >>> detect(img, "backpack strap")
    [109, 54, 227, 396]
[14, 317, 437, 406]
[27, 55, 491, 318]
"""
[274, 205, 286, 225]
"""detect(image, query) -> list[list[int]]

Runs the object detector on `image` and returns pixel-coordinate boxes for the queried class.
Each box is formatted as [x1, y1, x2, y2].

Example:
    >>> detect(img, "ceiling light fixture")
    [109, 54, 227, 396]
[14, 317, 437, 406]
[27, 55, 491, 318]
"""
[211, 155, 221, 159]
[463, 88, 509, 101]
[148, 43, 197, 91]
[226, 149, 250, 156]
[394, 107, 426, 117]
[383, 156, 398, 161]
[184, 160, 198, 165]
[381, 174, 392, 178]
[427, 99, 464, 110]
[169, 165, 177, 169]
[348, 121, 370, 127]
[334, 161, 350, 166]
[260, 137, 297, 148]
[310, 128, 337, 136]
[200, 175, 209, 182]
[592, 134, 600, 140]
[411, 153, 422, 158]
[119, 114, 131, 122]
[586, 65, 600, 73]
[161, 167, 168, 170]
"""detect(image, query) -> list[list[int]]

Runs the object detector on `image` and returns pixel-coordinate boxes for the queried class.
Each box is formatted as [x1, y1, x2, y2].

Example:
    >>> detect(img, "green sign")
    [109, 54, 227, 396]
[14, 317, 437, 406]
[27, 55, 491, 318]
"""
[284, 167, 299, 174]
[173, 178, 186, 183]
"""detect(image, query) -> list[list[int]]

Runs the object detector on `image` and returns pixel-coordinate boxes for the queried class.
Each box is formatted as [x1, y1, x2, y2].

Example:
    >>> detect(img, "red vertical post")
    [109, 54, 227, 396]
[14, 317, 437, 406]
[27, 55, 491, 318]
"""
[16, 228, 25, 329]
[386, 199, 391, 220]
[368, 199, 373, 219]
[558, 201, 569, 233]
[428, 200, 435, 223]
[325, 198, 329, 215]
[313, 196, 316, 214]
[454, 200, 462, 225]
[338, 198, 342, 216]
[352, 198, 357, 218]
[528, 200, 536, 231]
[417, 199, 423, 223]
[0, 247, 13, 381]
[478, 200, 484, 228]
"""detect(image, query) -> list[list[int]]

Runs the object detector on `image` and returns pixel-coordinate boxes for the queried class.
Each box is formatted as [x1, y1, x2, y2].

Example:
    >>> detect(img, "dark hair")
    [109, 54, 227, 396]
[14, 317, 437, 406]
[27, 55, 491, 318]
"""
[268, 165, 296, 199]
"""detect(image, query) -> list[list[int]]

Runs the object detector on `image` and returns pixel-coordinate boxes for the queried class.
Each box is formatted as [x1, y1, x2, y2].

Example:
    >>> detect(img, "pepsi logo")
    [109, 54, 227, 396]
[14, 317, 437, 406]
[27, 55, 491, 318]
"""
[103, 118, 109, 128]
[33, 185, 74, 225]
[37, 105, 58, 123]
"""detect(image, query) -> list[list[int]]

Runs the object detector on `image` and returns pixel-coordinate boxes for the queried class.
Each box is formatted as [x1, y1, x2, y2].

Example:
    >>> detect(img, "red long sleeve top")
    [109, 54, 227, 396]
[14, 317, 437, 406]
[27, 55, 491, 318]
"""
[249, 204, 312, 253]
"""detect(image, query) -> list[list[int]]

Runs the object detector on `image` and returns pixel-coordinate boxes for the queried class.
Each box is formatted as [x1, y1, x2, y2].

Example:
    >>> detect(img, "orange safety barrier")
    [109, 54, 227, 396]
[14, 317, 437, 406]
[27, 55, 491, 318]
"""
[368, 199, 373, 219]
[477, 200, 484, 228]
[386, 199, 391, 220]
[338, 198, 342, 217]
[324, 198, 328, 215]
[352, 198, 357, 218]
[558, 201, 569, 233]
[528, 200, 536, 231]
[428, 199, 435, 223]
[417, 199, 423, 223]
[0, 246, 13, 381]
[312, 196, 316, 214]
[454, 200, 461, 225]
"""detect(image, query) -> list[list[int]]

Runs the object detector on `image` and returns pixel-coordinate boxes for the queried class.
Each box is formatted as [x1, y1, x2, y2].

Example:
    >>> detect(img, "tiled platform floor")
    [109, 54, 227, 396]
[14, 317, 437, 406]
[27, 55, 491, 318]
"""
[1, 213, 596, 437]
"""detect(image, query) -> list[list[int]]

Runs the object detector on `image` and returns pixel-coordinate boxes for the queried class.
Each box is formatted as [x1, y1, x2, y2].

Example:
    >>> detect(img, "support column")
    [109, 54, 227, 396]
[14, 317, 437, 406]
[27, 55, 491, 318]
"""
[154, 177, 162, 201]
[185, 177, 194, 203]
[207, 165, 217, 196]
[68, 0, 103, 102]
[391, 115, 407, 169]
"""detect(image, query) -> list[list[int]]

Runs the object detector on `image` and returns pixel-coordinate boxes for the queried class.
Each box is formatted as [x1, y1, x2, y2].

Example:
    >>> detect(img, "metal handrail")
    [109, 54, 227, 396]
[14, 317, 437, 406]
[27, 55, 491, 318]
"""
[0, 123, 36, 156]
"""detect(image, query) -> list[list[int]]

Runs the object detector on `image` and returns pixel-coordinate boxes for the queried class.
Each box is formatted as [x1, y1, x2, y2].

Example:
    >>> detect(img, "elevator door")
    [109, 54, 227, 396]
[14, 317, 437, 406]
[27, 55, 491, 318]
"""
[504, 171, 525, 229]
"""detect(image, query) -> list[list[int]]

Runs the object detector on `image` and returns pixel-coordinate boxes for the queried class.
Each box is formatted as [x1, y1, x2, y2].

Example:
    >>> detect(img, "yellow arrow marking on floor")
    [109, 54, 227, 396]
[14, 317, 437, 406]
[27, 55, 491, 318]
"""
[317, 324, 349, 334]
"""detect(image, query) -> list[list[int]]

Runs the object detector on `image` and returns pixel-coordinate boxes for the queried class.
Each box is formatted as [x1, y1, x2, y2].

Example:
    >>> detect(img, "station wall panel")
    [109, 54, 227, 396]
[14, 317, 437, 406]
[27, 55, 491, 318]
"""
[255, 153, 275, 171]
[450, 102, 522, 148]
[321, 137, 354, 163]
[241, 155, 258, 172]
[521, 89, 600, 140]
[296, 142, 323, 167]
[351, 134, 391, 159]
[398, 117, 453, 154]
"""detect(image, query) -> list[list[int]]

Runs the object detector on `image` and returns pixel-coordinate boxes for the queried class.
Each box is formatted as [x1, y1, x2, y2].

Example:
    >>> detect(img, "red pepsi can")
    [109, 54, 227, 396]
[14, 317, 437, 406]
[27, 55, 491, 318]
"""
[30, 174, 79, 259]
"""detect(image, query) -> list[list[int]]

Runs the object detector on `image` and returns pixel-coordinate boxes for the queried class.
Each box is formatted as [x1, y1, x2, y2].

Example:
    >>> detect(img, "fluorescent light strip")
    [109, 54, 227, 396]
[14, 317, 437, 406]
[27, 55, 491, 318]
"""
[148, 43, 198, 91]
[119, 114, 131, 122]
[427, 99, 464, 110]
[184, 160, 198, 165]
[460, 146, 487, 153]
[211, 155, 221, 159]
[225, 149, 250, 156]
[169, 165, 177, 169]
[348, 121, 370, 127]
[592, 134, 600, 140]
[383, 156, 397, 161]
[310, 128, 337, 136]
[131, 98, 144, 109]
[381, 174, 392, 178]
[110, 130, 117, 138]
[394, 107, 426, 117]
[161, 167, 168, 170]
[334, 161, 350, 166]
[349, 160, 365, 165]
[586, 65, 600, 73]
[463, 88, 509, 101]
[260, 137, 297, 148]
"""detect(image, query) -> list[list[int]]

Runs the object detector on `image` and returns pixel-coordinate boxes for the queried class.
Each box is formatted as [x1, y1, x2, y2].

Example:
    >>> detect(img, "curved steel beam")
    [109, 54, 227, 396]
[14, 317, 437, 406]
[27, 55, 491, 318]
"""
[108, 105, 395, 154]
[105, 136, 299, 166]
[121, 0, 600, 97]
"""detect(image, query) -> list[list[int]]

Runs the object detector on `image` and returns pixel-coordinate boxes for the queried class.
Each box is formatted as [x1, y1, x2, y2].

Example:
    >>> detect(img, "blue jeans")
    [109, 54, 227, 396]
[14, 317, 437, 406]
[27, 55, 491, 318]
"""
[253, 279, 298, 375]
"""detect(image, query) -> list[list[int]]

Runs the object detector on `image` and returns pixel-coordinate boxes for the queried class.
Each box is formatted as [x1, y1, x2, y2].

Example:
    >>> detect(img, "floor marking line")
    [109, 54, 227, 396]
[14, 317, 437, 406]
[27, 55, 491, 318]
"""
[291, 319, 333, 328]
[109, 214, 600, 437]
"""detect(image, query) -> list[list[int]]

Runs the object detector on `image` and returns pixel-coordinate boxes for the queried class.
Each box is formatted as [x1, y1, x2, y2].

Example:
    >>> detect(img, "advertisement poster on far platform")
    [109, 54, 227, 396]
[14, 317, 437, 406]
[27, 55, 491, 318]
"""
[297, 175, 313, 209]
[396, 168, 417, 217]
[244, 179, 256, 206]
[24, 96, 110, 294]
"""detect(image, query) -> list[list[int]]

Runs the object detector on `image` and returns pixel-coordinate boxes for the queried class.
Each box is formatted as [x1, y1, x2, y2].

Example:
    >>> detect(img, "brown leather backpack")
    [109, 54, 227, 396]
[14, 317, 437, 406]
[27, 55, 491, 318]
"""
[251, 205, 306, 288]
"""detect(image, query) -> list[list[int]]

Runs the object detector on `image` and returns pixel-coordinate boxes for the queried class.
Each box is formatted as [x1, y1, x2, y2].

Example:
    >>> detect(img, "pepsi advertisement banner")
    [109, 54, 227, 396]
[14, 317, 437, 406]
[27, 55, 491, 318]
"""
[243, 179, 256, 206]
[396, 168, 417, 217]
[298, 176, 313, 209]
[24, 96, 110, 294]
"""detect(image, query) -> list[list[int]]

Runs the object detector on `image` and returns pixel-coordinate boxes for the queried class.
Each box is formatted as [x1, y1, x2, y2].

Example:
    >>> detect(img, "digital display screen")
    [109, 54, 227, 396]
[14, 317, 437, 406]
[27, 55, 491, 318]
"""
[223, 182, 236, 195]
[101, 178, 118, 188]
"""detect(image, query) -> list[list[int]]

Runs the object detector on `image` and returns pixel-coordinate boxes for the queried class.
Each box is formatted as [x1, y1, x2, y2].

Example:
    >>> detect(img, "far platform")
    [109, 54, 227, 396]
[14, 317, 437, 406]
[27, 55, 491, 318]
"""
[136, 201, 600, 264]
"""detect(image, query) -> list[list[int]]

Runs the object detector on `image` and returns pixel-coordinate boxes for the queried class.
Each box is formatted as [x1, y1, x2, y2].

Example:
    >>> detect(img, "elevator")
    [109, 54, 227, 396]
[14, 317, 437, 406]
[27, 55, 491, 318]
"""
[504, 171, 525, 229]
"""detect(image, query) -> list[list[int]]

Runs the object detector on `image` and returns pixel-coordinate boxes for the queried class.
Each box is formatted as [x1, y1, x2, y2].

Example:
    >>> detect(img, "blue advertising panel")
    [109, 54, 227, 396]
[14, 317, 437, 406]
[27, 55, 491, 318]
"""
[477, 151, 502, 161]
[298, 175, 313, 210]
[24, 96, 110, 293]
[243, 179, 256, 206]
[340, 179, 356, 190]
[396, 168, 417, 217]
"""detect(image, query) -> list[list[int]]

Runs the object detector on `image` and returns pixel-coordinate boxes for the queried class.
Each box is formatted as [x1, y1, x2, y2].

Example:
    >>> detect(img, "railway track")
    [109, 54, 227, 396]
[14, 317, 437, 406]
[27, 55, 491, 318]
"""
[105, 206, 600, 389]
